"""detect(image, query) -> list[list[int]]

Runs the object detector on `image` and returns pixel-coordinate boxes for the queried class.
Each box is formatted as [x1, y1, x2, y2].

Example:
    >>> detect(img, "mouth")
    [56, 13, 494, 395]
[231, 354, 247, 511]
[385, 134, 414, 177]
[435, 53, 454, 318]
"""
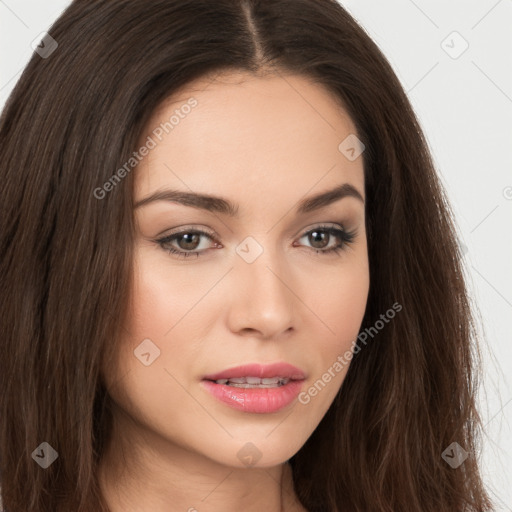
[201, 363, 306, 413]
[208, 376, 292, 388]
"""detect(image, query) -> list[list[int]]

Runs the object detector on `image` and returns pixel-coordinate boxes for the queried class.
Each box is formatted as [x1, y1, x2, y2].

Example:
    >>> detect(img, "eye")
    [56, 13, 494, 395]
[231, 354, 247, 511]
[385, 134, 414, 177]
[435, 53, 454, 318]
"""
[155, 223, 357, 259]
[295, 224, 357, 255]
[155, 229, 219, 259]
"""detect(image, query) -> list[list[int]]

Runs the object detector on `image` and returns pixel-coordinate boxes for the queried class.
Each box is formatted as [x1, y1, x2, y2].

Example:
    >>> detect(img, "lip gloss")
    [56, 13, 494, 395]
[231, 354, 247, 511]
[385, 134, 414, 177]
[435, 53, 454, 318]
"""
[201, 379, 303, 413]
[201, 362, 306, 413]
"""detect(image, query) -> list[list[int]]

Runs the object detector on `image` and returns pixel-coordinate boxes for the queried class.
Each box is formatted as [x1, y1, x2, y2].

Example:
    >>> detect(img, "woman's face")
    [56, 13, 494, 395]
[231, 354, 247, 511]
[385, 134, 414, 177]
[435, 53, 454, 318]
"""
[105, 71, 369, 469]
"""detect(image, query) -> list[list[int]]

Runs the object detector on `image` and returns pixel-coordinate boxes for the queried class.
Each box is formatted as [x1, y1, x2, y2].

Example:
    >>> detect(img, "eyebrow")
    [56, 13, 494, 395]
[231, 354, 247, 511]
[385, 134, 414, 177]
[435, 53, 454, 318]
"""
[133, 182, 364, 215]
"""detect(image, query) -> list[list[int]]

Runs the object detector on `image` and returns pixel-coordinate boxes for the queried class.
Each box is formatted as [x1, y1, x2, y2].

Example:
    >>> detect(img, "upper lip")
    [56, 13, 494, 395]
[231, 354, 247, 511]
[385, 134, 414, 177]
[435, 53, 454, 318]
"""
[203, 362, 306, 381]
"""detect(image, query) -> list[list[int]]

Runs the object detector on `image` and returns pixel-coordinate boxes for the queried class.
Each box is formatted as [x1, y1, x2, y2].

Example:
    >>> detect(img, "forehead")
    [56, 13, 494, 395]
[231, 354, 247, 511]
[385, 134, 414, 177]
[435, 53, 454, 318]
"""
[134, 71, 364, 209]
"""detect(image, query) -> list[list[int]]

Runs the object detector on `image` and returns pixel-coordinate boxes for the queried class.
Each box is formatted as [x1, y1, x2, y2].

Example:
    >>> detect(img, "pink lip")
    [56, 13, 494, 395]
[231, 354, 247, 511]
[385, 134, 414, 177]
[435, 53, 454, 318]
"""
[202, 362, 306, 381]
[201, 363, 306, 414]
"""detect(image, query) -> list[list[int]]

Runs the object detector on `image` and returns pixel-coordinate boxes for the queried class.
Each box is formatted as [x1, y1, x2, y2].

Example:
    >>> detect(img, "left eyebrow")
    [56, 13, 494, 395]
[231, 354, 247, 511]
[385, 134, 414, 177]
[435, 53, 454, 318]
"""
[133, 182, 364, 214]
[296, 183, 365, 213]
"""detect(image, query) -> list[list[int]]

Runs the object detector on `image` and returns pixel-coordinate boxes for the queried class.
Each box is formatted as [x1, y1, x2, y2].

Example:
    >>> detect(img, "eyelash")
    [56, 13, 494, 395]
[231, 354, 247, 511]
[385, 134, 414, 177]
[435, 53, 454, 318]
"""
[154, 224, 357, 259]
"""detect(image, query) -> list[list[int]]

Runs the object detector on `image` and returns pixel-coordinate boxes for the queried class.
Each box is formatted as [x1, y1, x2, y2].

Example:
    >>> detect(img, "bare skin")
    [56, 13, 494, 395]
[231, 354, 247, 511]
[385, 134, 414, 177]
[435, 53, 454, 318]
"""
[98, 70, 369, 512]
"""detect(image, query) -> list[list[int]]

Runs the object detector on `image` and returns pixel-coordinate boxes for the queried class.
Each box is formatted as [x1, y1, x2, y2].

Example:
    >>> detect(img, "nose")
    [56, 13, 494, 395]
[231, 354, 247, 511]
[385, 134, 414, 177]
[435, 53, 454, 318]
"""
[225, 244, 296, 340]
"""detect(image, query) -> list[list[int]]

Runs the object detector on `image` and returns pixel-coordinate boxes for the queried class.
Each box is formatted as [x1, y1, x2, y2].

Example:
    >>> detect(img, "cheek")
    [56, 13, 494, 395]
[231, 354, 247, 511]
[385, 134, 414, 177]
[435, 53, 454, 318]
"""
[129, 268, 176, 340]
[292, 257, 369, 418]
[128, 251, 215, 341]
[103, 256, 212, 446]
[313, 260, 370, 349]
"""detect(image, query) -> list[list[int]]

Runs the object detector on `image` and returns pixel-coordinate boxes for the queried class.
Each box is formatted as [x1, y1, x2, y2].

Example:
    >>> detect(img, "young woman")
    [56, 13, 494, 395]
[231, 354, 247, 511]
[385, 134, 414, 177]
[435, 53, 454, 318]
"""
[0, 0, 493, 510]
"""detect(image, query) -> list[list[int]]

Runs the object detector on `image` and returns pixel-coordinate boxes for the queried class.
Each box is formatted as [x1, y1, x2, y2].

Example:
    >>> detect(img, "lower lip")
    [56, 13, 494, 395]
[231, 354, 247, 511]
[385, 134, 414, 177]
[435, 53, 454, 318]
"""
[201, 379, 304, 413]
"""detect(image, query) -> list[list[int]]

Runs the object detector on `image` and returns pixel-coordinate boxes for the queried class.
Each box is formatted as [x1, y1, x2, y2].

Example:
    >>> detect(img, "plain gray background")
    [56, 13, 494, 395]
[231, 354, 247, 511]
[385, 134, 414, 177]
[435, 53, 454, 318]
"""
[1, 0, 511, 509]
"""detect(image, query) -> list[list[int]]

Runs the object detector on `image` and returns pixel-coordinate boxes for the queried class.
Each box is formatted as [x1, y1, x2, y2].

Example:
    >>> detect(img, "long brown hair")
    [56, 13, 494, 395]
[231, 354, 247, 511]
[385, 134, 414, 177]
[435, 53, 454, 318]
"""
[0, 0, 493, 510]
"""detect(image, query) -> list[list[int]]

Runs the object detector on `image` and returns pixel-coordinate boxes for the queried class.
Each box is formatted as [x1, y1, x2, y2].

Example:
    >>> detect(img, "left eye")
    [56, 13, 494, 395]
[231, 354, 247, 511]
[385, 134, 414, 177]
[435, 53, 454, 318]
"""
[155, 224, 356, 259]
[297, 226, 354, 252]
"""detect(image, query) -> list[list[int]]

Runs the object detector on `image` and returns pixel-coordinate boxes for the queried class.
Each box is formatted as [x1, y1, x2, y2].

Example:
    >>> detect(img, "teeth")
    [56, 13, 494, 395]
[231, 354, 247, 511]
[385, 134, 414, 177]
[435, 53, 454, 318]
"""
[227, 377, 247, 384]
[261, 377, 281, 385]
[214, 376, 290, 387]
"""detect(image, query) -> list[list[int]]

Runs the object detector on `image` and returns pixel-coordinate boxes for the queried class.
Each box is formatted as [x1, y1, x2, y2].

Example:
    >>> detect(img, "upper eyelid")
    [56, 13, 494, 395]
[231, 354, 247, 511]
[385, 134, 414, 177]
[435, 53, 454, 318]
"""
[156, 225, 354, 253]
[158, 222, 347, 241]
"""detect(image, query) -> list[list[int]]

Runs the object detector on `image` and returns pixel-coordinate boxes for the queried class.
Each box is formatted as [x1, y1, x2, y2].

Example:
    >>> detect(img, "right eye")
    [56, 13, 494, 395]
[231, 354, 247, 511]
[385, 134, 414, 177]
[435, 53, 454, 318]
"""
[155, 229, 220, 259]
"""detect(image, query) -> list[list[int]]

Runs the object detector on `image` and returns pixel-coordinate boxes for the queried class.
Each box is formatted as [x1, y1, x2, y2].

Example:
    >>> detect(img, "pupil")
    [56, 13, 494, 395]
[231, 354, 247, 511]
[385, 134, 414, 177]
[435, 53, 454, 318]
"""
[310, 230, 328, 249]
[178, 233, 200, 250]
